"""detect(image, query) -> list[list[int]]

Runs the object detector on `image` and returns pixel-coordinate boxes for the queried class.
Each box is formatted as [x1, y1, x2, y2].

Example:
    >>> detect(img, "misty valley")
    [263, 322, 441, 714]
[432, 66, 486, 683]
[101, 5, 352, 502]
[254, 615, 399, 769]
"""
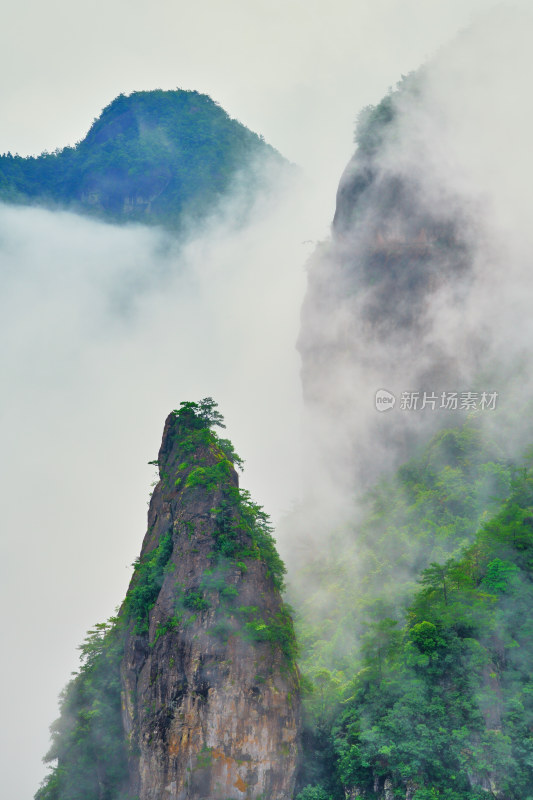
[3, 11, 533, 800]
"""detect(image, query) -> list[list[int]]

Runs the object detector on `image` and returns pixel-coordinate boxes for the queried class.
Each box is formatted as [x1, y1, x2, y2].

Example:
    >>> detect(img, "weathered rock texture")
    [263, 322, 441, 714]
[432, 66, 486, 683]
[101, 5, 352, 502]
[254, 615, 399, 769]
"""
[121, 407, 300, 800]
[345, 777, 417, 800]
[297, 76, 479, 486]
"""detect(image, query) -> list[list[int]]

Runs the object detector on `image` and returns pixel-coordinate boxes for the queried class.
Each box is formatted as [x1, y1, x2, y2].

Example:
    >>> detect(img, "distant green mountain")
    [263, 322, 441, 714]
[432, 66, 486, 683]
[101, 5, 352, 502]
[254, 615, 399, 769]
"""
[0, 89, 286, 229]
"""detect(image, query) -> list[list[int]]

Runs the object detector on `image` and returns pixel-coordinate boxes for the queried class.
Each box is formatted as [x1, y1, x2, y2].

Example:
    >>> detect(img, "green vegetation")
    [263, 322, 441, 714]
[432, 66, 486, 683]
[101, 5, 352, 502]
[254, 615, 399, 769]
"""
[185, 459, 234, 491]
[0, 90, 285, 230]
[170, 398, 287, 592]
[124, 530, 174, 634]
[35, 620, 130, 800]
[238, 604, 298, 662]
[295, 422, 533, 799]
[354, 72, 420, 156]
[209, 488, 287, 589]
[330, 469, 533, 799]
[183, 590, 211, 612]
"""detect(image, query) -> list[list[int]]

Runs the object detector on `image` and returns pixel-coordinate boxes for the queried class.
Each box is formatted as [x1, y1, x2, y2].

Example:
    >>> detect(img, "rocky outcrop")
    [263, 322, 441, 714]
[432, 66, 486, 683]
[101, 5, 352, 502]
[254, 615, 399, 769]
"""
[120, 402, 300, 800]
[345, 778, 417, 800]
[297, 78, 478, 485]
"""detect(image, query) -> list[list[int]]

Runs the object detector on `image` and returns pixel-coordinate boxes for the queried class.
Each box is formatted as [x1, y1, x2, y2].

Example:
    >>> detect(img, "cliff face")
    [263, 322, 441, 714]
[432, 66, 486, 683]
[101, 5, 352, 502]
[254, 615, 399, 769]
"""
[345, 779, 417, 800]
[297, 78, 478, 484]
[120, 403, 300, 800]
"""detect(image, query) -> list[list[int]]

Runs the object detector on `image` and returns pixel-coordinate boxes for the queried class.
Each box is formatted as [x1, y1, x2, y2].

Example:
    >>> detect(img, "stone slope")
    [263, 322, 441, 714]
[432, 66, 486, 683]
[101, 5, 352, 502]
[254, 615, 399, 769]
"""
[121, 401, 300, 800]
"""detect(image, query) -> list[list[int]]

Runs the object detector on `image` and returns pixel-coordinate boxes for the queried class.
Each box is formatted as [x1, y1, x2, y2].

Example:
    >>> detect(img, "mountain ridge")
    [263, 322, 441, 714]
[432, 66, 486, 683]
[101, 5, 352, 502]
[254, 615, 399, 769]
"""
[0, 89, 287, 230]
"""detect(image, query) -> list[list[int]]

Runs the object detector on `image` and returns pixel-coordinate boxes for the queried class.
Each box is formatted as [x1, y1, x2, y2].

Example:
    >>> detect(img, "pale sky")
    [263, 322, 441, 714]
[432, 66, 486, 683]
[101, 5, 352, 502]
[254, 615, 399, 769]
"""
[0, 1, 523, 798]
[2, 0, 500, 198]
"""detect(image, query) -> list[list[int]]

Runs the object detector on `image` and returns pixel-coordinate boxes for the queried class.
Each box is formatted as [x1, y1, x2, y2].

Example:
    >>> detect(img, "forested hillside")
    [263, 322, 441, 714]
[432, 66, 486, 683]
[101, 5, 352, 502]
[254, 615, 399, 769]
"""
[0, 90, 285, 229]
[294, 422, 533, 799]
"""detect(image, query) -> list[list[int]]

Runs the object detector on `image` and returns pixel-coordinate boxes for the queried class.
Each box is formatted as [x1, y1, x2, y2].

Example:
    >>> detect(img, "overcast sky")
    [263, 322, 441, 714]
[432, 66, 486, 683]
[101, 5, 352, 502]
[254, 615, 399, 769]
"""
[1, 0, 506, 202]
[0, 2, 526, 798]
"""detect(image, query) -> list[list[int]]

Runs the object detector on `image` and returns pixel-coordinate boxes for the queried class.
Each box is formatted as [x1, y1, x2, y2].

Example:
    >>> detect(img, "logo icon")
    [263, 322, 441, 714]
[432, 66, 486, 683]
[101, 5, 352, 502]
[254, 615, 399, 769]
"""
[375, 389, 396, 412]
